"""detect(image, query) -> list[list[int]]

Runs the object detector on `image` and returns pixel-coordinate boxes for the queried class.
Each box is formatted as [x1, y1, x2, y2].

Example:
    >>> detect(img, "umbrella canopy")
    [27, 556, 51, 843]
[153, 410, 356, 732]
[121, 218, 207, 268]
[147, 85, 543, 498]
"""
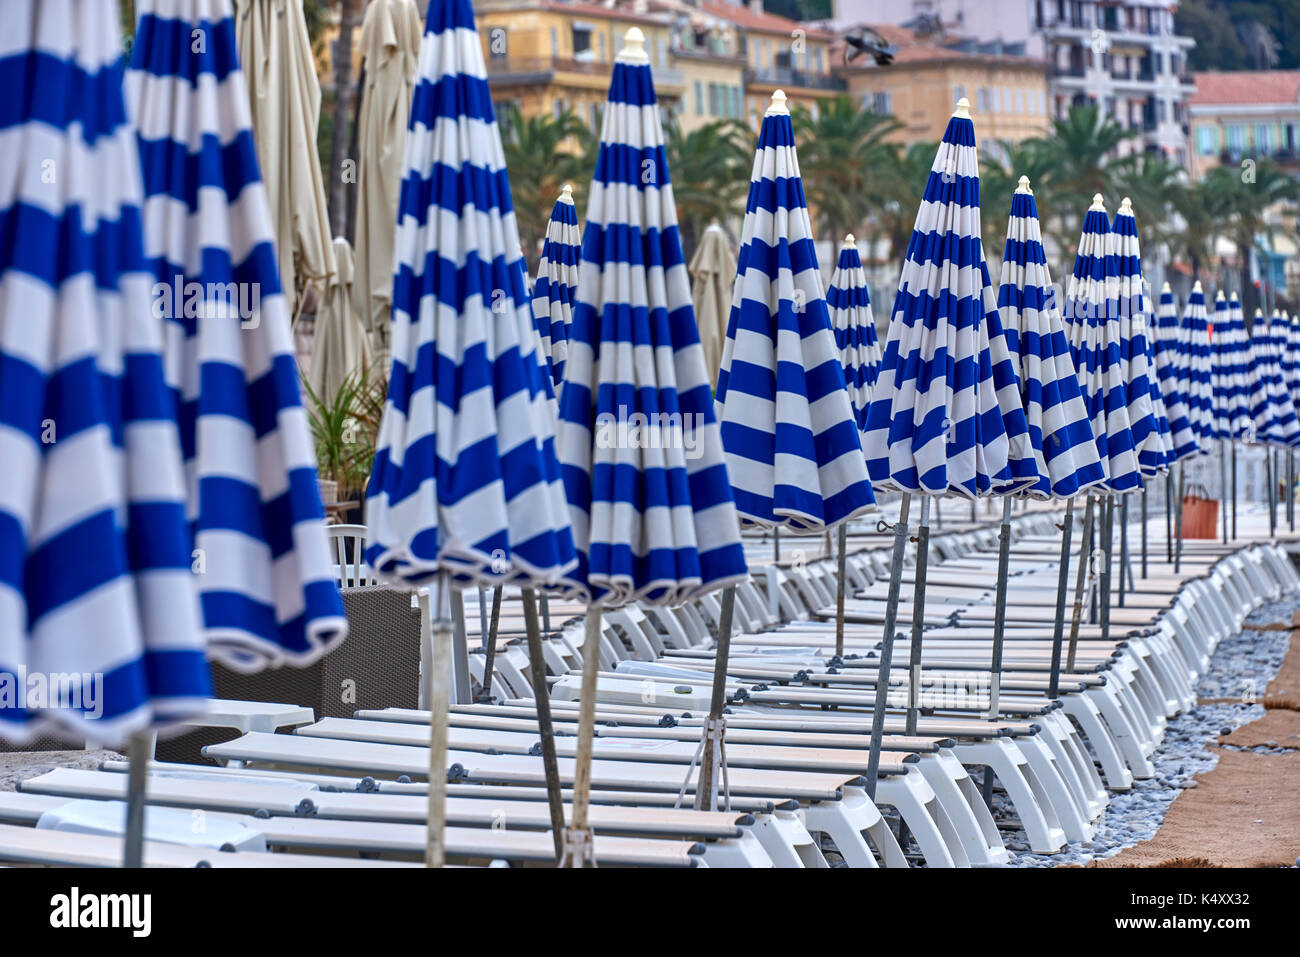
[1276, 309, 1300, 436]
[234, 0, 336, 306]
[826, 234, 882, 442]
[531, 184, 580, 389]
[689, 222, 736, 389]
[1111, 198, 1168, 477]
[127, 0, 347, 668]
[1061, 194, 1142, 492]
[1248, 306, 1300, 446]
[1152, 283, 1200, 462]
[1181, 282, 1216, 450]
[1210, 291, 1252, 442]
[861, 100, 1041, 498]
[554, 28, 747, 604]
[310, 236, 374, 401]
[364, 0, 577, 589]
[1, 0, 209, 742]
[996, 177, 1104, 498]
[715, 91, 875, 527]
[353, 0, 422, 358]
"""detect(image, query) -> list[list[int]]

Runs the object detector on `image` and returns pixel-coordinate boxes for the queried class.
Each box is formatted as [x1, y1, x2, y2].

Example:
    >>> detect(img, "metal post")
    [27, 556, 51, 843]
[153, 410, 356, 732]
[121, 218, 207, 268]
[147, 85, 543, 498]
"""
[448, 588, 472, 705]
[1290, 451, 1296, 533]
[834, 524, 848, 658]
[425, 574, 452, 867]
[1231, 442, 1238, 540]
[1164, 473, 1173, 562]
[1118, 496, 1128, 607]
[1099, 495, 1115, 645]
[1175, 463, 1186, 573]
[564, 605, 603, 867]
[904, 496, 933, 736]
[697, 585, 737, 811]
[1066, 495, 1096, 673]
[478, 586, 503, 702]
[1267, 449, 1277, 539]
[1140, 488, 1148, 578]
[1221, 439, 1229, 544]
[865, 493, 911, 799]
[987, 496, 1013, 719]
[773, 527, 780, 564]
[541, 595, 552, 636]
[521, 587, 565, 862]
[1047, 497, 1076, 699]
[122, 731, 153, 867]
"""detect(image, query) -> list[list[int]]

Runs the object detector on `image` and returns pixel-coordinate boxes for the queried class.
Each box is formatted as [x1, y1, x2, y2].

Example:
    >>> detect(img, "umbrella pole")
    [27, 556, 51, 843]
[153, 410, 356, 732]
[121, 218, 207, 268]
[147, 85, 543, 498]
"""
[521, 587, 566, 862]
[834, 524, 848, 658]
[1117, 496, 1128, 607]
[1221, 440, 1229, 544]
[697, 585, 738, 812]
[564, 603, 603, 867]
[1099, 495, 1115, 645]
[1175, 463, 1186, 573]
[987, 496, 1013, 719]
[773, 527, 780, 564]
[1066, 494, 1096, 673]
[904, 496, 933, 736]
[1231, 442, 1238, 540]
[449, 588, 472, 704]
[541, 595, 552, 637]
[1141, 488, 1148, 578]
[1047, 497, 1076, 699]
[425, 574, 453, 868]
[1290, 451, 1296, 532]
[122, 730, 154, 867]
[1164, 472, 1173, 562]
[865, 493, 911, 799]
[1267, 449, 1277, 539]
[477, 586, 504, 703]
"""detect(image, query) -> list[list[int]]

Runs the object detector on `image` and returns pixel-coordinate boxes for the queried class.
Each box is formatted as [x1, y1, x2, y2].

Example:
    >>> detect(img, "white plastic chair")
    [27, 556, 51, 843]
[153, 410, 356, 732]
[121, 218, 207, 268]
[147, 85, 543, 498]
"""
[326, 524, 377, 587]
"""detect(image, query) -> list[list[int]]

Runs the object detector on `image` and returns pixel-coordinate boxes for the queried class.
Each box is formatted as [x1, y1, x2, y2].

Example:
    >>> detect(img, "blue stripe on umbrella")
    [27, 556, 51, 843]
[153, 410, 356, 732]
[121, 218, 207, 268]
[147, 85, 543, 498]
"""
[716, 92, 876, 526]
[826, 235, 881, 448]
[996, 178, 1105, 498]
[862, 104, 1042, 497]
[1110, 200, 1169, 476]
[1274, 309, 1300, 447]
[1181, 283, 1216, 450]
[1061, 195, 1143, 491]
[1, 0, 210, 744]
[554, 29, 747, 604]
[1152, 284, 1200, 461]
[365, 0, 578, 590]
[1210, 291, 1253, 441]
[531, 184, 581, 388]
[127, 0, 347, 670]
[1248, 306, 1300, 446]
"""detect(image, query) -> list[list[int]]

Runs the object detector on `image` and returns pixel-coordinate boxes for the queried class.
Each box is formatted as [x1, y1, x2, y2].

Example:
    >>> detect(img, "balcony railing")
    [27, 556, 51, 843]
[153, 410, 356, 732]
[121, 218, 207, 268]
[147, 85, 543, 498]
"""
[487, 56, 685, 88]
[745, 67, 844, 92]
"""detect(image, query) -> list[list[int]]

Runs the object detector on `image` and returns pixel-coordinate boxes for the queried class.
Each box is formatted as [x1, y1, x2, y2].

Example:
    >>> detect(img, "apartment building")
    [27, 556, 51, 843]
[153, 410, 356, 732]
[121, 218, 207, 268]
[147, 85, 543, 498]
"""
[1188, 70, 1300, 179]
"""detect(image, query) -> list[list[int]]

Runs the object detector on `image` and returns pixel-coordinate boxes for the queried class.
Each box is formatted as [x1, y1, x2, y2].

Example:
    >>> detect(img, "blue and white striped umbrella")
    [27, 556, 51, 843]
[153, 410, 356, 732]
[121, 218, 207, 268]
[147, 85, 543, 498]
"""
[0, 1, 209, 743]
[554, 29, 747, 604]
[996, 176, 1104, 498]
[826, 234, 881, 444]
[1248, 306, 1300, 446]
[1210, 291, 1252, 441]
[1152, 283, 1200, 462]
[365, 0, 577, 589]
[531, 183, 580, 389]
[1061, 194, 1142, 492]
[1110, 199, 1168, 476]
[1285, 310, 1300, 419]
[1181, 282, 1216, 449]
[127, 0, 346, 669]
[716, 92, 876, 527]
[861, 101, 1041, 497]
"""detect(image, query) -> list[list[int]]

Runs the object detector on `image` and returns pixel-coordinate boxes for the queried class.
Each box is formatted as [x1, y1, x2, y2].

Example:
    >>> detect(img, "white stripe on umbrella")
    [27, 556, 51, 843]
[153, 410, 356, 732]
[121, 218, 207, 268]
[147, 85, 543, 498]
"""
[0, 0, 208, 744]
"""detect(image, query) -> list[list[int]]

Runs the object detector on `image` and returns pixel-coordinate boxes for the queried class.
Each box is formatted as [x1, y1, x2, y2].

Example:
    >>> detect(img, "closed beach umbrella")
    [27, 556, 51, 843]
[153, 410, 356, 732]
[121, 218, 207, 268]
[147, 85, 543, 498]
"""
[1152, 283, 1199, 462]
[689, 221, 736, 388]
[827, 234, 882, 434]
[353, 0, 422, 358]
[1182, 282, 1216, 449]
[555, 29, 749, 838]
[1248, 307, 1300, 447]
[1285, 310, 1300, 414]
[531, 184, 580, 388]
[1210, 291, 1252, 442]
[310, 236, 374, 401]
[234, 0, 336, 308]
[364, 0, 579, 866]
[1, 0, 209, 746]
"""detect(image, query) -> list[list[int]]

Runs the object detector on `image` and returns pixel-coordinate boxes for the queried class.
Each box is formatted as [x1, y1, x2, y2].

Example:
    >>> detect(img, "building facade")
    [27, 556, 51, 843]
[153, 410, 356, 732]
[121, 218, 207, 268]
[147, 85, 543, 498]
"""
[1188, 71, 1300, 180]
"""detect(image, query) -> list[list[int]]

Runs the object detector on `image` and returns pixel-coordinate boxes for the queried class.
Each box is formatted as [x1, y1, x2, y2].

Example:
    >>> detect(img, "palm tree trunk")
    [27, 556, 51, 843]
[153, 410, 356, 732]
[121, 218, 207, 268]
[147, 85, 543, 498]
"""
[327, 0, 358, 238]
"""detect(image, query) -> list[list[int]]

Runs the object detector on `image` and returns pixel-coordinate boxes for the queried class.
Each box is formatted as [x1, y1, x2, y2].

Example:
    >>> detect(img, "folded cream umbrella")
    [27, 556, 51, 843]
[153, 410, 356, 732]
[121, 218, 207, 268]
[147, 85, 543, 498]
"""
[689, 221, 735, 387]
[353, 0, 422, 356]
[235, 0, 336, 312]
[310, 237, 374, 401]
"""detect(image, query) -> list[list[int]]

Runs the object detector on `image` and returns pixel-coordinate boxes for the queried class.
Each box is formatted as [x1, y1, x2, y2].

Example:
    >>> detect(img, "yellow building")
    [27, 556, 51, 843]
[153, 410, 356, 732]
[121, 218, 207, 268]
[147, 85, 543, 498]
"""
[658, 2, 749, 133]
[834, 24, 1051, 146]
[1188, 71, 1300, 181]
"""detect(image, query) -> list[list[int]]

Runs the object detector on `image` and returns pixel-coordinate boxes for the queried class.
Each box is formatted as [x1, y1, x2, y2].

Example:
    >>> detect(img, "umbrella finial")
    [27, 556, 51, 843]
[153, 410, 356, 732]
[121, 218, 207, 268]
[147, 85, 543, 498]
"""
[1255, 307, 1264, 317]
[1089, 193, 1106, 211]
[1161, 281, 1172, 292]
[953, 97, 970, 118]
[1193, 280, 1203, 292]
[767, 90, 789, 115]
[1015, 175, 1032, 194]
[559, 183, 574, 203]
[1119, 196, 1133, 212]
[1215, 289, 1226, 301]
[843, 233, 857, 247]
[619, 27, 650, 64]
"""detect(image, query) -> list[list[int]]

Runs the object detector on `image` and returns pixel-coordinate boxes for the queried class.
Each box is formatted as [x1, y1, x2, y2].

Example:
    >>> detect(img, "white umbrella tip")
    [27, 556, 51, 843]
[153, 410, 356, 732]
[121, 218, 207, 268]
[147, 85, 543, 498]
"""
[1015, 175, 1032, 194]
[1161, 281, 1172, 292]
[953, 97, 971, 118]
[767, 90, 789, 115]
[1255, 307, 1264, 317]
[843, 233, 857, 248]
[1119, 196, 1133, 212]
[559, 183, 575, 203]
[1089, 193, 1106, 211]
[619, 27, 650, 63]
[1193, 280, 1203, 292]
[1215, 289, 1226, 300]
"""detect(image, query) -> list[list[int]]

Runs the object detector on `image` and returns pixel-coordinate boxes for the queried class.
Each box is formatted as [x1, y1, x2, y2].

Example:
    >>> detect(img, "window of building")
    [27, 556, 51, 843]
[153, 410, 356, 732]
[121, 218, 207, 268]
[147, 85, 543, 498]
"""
[572, 23, 594, 61]
[598, 32, 606, 62]
[1015, 89, 1025, 113]
[871, 90, 892, 114]
[812, 48, 823, 74]
[694, 81, 703, 115]
[732, 86, 742, 118]
[1256, 123, 1274, 153]
[1225, 124, 1245, 152]
[550, 27, 558, 58]
[953, 84, 966, 105]
[708, 82, 718, 117]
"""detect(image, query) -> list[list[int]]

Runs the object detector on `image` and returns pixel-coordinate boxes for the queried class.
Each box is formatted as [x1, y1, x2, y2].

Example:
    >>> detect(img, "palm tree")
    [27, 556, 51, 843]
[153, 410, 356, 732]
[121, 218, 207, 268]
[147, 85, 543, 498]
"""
[871, 140, 939, 266]
[1205, 158, 1300, 314]
[499, 106, 596, 269]
[979, 139, 1055, 265]
[1170, 177, 1231, 279]
[663, 119, 752, 255]
[792, 96, 903, 244]
[1111, 154, 1184, 255]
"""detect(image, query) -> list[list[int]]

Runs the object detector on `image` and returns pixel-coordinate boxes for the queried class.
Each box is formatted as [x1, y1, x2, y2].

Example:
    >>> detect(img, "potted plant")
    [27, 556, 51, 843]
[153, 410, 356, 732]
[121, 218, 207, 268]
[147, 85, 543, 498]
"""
[302, 363, 386, 520]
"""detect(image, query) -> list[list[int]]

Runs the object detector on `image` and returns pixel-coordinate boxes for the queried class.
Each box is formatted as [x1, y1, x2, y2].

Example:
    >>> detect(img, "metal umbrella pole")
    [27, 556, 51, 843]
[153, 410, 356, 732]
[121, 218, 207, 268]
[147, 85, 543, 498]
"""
[904, 496, 933, 735]
[1231, 441, 1238, 540]
[1066, 494, 1096, 673]
[696, 585, 738, 812]
[522, 588, 566, 862]
[1047, 497, 1077, 699]
[834, 524, 849, 657]
[424, 574, 453, 868]
[1118, 496, 1128, 606]
[987, 496, 1014, 719]
[122, 731, 153, 867]
[1140, 488, 1148, 578]
[1221, 439, 1230, 544]
[1290, 451, 1296, 532]
[865, 493, 911, 799]
[1175, 462, 1186, 573]
[1164, 472, 1174, 562]
[1267, 448, 1277, 539]
[477, 586, 504, 702]
[563, 605, 603, 867]
[1099, 495, 1115, 645]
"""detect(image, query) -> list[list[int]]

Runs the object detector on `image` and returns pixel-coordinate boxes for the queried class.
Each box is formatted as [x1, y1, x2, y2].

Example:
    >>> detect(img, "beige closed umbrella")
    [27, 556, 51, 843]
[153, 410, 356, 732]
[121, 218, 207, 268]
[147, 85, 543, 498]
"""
[235, 0, 336, 314]
[689, 221, 736, 386]
[310, 236, 373, 402]
[353, 0, 422, 358]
